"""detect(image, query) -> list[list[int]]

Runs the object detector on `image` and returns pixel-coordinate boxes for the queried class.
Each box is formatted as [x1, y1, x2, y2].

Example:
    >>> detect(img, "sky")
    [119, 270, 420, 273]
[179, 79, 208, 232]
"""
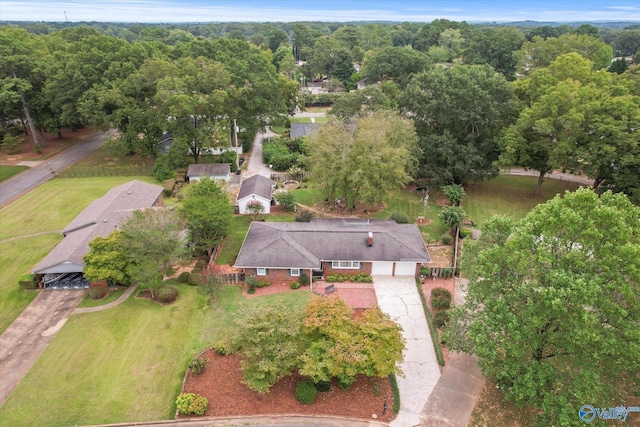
[1, 0, 640, 23]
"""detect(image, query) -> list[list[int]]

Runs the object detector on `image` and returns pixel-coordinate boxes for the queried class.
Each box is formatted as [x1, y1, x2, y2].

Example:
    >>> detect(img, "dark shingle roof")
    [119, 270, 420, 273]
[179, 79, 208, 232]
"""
[290, 123, 321, 139]
[234, 218, 430, 269]
[32, 180, 163, 274]
[187, 163, 230, 178]
[237, 174, 274, 201]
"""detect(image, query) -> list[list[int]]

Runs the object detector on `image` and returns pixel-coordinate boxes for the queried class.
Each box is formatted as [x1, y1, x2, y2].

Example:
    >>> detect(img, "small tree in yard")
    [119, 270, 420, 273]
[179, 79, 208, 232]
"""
[120, 209, 188, 299]
[274, 190, 296, 212]
[84, 231, 130, 285]
[439, 206, 466, 236]
[245, 199, 265, 220]
[441, 184, 466, 206]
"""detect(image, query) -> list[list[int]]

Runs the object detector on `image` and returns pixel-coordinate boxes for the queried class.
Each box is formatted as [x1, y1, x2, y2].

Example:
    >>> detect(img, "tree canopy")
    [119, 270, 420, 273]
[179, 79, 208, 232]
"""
[446, 188, 640, 425]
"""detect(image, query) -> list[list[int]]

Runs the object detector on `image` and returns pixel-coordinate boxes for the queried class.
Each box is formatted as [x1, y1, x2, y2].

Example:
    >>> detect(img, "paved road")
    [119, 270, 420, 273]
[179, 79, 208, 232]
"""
[246, 127, 278, 179]
[0, 131, 107, 209]
[373, 276, 441, 427]
[0, 289, 86, 406]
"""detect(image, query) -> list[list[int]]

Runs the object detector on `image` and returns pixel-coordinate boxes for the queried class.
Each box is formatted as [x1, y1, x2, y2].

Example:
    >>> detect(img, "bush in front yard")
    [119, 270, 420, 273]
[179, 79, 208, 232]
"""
[188, 356, 207, 375]
[431, 288, 452, 310]
[295, 380, 317, 404]
[176, 393, 208, 416]
[177, 272, 191, 283]
[157, 284, 179, 303]
[433, 310, 450, 328]
[299, 272, 309, 286]
[290, 281, 301, 289]
[390, 211, 409, 224]
[315, 380, 331, 392]
[440, 233, 453, 245]
[88, 287, 109, 300]
[195, 260, 207, 269]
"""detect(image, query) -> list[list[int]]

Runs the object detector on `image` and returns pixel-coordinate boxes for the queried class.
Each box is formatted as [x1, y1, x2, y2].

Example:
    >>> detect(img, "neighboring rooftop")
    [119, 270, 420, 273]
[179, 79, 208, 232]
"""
[237, 174, 274, 201]
[32, 180, 163, 274]
[235, 218, 431, 269]
[186, 163, 231, 177]
[290, 122, 321, 139]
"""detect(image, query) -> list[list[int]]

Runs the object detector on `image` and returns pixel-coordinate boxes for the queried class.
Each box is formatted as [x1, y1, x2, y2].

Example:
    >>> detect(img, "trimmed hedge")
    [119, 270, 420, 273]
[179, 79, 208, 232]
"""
[389, 374, 401, 413]
[295, 380, 317, 404]
[88, 286, 109, 300]
[177, 272, 191, 283]
[188, 273, 204, 286]
[18, 273, 37, 289]
[434, 310, 450, 328]
[431, 288, 452, 311]
[157, 285, 179, 303]
[416, 279, 446, 366]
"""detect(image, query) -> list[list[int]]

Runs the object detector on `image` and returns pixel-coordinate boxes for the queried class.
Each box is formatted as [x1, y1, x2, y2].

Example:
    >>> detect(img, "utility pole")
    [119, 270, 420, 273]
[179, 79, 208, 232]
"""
[233, 118, 239, 171]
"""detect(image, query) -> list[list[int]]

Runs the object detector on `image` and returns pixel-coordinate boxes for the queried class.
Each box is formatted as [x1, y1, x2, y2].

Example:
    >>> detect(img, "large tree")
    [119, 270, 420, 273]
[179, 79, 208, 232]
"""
[119, 208, 188, 298]
[83, 231, 130, 285]
[446, 188, 640, 425]
[363, 46, 431, 88]
[179, 178, 233, 258]
[308, 109, 419, 210]
[400, 64, 516, 187]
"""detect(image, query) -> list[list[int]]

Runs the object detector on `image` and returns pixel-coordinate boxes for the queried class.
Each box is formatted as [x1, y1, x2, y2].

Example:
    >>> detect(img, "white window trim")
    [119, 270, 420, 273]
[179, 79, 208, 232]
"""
[256, 267, 267, 276]
[331, 261, 361, 269]
[290, 268, 300, 276]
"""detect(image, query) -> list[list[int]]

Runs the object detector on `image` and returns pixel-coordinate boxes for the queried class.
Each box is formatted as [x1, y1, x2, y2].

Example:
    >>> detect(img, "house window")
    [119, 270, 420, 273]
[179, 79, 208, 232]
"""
[331, 261, 361, 269]
[290, 268, 300, 276]
[256, 268, 267, 276]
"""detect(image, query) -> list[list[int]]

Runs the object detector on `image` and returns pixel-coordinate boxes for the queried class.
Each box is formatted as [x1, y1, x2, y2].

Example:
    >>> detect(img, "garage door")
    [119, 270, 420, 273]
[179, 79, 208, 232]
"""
[394, 262, 417, 276]
[371, 261, 393, 275]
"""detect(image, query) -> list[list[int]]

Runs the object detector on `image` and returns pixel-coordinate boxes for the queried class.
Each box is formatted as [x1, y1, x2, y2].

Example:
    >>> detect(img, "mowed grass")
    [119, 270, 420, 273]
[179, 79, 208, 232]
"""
[464, 175, 581, 227]
[0, 165, 28, 182]
[0, 285, 310, 426]
[0, 176, 158, 332]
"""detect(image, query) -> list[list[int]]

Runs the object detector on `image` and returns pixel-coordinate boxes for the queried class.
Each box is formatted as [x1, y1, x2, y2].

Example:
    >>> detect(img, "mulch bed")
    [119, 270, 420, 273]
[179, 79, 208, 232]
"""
[180, 348, 396, 422]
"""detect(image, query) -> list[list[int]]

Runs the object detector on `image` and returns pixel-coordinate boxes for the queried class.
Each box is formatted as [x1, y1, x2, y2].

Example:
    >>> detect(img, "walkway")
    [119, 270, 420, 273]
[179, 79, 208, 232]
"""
[73, 284, 139, 314]
[0, 289, 86, 406]
[245, 127, 278, 179]
[373, 276, 441, 427]
[0, 130, 107, 208]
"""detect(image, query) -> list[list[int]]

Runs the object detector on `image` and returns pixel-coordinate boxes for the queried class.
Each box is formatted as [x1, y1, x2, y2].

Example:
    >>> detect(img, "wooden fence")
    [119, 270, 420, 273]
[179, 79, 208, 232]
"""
[269, 171, 311, 182]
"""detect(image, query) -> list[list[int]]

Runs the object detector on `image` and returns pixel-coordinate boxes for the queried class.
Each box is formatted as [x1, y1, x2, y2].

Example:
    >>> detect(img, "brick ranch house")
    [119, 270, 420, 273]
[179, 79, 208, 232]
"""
[234, 218, 431, 288]
[31, 180, 163, 289]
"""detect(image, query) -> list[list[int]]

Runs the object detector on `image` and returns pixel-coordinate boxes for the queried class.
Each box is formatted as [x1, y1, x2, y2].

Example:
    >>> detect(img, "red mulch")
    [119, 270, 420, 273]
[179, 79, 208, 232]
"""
[422, 278, 456, 364]
[0, 127, 95, 163]
[181, 348, 396, 422]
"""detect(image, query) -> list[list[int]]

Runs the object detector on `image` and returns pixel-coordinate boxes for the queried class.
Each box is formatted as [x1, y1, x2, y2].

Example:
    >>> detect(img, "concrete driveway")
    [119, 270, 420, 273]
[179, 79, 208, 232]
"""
[373, 276, 441, 427]
[0, 289, 85, 406]
[246, 127, 277, 178]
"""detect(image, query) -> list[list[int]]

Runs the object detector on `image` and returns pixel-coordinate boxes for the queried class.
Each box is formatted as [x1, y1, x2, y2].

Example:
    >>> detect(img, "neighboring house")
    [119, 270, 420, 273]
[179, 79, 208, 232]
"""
[186, 163, 231, 183]
[290, 123, 321, 139]
[157, 132, 242, 156]
[236, 174, 274, 214]
[32, 180, 163, 288]
[234, 218, 431, 287]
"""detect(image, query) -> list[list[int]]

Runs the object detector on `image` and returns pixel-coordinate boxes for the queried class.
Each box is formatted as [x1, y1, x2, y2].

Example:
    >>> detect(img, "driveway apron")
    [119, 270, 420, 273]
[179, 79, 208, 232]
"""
[373, 276, 441, 427]
[0, 289, 85, 406]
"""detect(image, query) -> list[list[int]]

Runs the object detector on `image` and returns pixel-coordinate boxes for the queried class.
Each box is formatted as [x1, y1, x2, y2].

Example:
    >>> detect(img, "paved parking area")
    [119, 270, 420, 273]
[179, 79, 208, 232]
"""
[373, 276, 441, 427]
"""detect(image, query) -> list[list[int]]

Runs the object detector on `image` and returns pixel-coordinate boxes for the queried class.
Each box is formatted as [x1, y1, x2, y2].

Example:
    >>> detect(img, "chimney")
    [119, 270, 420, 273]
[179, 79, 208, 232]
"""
[367, 232, 373, 247]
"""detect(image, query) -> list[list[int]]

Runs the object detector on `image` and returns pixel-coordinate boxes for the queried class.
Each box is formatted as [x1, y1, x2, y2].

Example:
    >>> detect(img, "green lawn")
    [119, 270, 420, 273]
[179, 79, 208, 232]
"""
[76, 286, 127, 308]
[464, 175, 581, 227]
[0, 176, 158, 333]
[57, 145, 154, 178]
[0, 285, 310, 426]
[0, 165, 28, 182]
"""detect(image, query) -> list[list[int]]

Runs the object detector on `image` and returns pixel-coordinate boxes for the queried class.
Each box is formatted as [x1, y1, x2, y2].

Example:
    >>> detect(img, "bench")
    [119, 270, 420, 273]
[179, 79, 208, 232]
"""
[325, 284, 336, 295]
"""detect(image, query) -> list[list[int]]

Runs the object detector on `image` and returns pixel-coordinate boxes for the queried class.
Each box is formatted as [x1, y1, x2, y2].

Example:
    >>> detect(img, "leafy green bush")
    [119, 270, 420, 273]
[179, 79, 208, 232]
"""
[188, 356, 207, 375]
[290, 281, 301, 289]
[154, 155, 176, 181]
[191, 267, 201, 275]
[315, 380, 331, 392]
[352, 273, 372, 283]
[434, 310, 450, 328]
[18, 273, 37, 289]
[175, 393, 208, 416]
[157, 284, 179, 303]
[165, 266, 175, 277]
[420, 267, 430, 276]
[195, 260, 207, 269]
[326, 275, 338, 282]
[295, 210, 314, 222]
[177, 272, 191, 283]
[255, 280, 270, 288]
[274, 191, 296, 212]
[390, 211, 409, 224]
[337, 374, 355, 390]
[295, 380, 317, 404]
[88, 287, 109, 300]
[440, 233, 453, 245]
[335, 275, 345, 282]
[431, 290, 452, 311]
[188, 273, 204, 286]
[431, 287, 451, 298]
[299, 272, 309, 286]
[459, 228, 472, 239]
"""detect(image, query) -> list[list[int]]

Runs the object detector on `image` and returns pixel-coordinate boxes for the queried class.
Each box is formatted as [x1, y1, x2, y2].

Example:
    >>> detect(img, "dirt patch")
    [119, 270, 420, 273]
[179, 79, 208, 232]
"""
[422, 278, 455, 364]
[425, 245, 453, 267]
[0, 127, 95, 164]
[181, 348, 396, 422]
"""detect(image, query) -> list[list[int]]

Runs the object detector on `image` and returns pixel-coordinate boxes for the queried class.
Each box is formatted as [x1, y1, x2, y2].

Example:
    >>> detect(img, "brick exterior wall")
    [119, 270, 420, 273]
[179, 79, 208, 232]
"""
[322, 261, 372, 277]
[242, 267, 310, 285]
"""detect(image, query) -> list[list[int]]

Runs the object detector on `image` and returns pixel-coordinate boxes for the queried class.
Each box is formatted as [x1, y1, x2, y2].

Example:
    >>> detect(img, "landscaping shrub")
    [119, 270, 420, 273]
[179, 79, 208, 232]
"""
[390, 211, 409, 224]
[154, 155, 176, 181]
[157, 284, 179, 303]
[299, 272, 309, 286]
[188, 273, 204, 286]
[434, 310, 450, 328]
[177, 271, 191, 283]
[191, 267, 201, 275]
[290, 281, 301, 289]
[88, 286, 109, 300]
[195, 260, 207, 269]
[459, 228, 472, 239]
[165, 266, 175, 277]
[274, 191, 296, 212]
[188, 356, 207, 375]
[420, 267, 430, 276]
[315, 380, 331, 393]
[326, 275, 338, 282]
[337, 374, 355, 390]
[440, 233, 453, 245]
[431, 287, 451, 298]
[335, 275, 345, 282]
[175, 393, 208, 416]
[18, 273, 37, 289]
[389, 374, 401, 413]
[295, 380, 317, 404]
[295, 210, 314, 222]
[431, 291, 452, 310]
[255, 280, 270, 288]
[442, 267, 454, 277]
